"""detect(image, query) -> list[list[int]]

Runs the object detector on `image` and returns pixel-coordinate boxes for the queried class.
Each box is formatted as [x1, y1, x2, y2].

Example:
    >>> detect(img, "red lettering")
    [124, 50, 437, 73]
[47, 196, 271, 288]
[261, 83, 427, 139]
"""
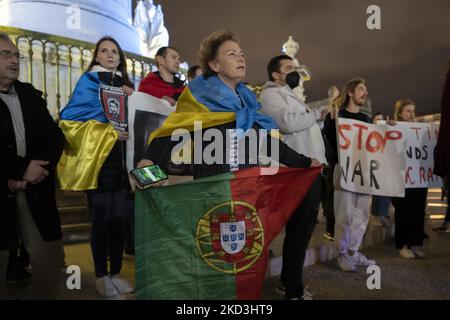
[366, 130, 403, 153]
[366, 131, 384, 153]
[338, 124, 352, 150]
[428, 167, 435, 182]
[381, 130, 403, 153]
[410, 127, 421, 140]
[406, 167, 415, 185]
[353, 124, 368, 150]
[385, 130, 402, 141]
[339, 124, 403, 154]
[419, 167, 426, 184]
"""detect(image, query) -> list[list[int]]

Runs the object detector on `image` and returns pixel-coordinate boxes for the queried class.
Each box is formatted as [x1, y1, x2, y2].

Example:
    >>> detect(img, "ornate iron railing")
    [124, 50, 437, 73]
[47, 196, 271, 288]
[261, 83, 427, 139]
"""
[0, 25, 183, 119]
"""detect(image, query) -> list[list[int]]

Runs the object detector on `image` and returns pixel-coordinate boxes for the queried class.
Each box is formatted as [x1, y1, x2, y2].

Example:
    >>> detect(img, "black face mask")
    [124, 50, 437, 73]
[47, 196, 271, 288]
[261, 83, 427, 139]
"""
[285, 71, 300, 89]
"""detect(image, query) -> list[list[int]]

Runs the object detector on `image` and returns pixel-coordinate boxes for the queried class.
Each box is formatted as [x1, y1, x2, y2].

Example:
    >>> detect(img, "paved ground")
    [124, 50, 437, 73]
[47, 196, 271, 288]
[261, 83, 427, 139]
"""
[263, 230, 450, 300]
[6, 187, 448, 300]
[7, 224, 450, 300]
[7, 244, 136, 300]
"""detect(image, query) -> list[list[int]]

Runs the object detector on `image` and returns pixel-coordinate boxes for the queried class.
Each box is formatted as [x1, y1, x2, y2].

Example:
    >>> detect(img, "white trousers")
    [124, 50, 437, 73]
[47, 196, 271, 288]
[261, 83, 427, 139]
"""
[334, 188, 371, 255]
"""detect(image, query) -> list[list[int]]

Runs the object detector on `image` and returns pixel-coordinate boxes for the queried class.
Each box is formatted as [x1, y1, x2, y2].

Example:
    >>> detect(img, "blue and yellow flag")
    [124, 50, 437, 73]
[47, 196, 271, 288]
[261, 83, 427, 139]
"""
[57, 72, 118, 191]
[148, 75, 278, 143]
[146, 76, 281, 166]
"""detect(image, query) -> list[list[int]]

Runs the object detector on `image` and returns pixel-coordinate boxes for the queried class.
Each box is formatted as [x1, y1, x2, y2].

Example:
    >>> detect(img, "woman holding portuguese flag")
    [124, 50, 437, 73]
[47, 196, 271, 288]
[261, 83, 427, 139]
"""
[137, 30, 322, 300]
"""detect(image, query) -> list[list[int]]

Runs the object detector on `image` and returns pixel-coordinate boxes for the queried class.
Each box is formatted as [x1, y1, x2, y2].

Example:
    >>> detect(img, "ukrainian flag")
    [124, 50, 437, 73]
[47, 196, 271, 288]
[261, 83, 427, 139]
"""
[57, 72, 118, 191]
[148, 75, 278, 143]
[146, 75, 280, 167]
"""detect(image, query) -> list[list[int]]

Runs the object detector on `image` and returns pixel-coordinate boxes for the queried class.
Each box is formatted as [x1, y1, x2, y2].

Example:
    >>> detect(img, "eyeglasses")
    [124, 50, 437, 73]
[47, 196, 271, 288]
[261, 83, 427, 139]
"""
[0, 50, 24, 60]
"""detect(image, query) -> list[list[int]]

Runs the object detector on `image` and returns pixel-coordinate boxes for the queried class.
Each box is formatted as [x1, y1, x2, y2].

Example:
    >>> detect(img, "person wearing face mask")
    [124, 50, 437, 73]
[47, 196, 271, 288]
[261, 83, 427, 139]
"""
[59, 37, 135, 297]
[260, 55, 327, 164]
[259, 55, 327, 300]
[139, 32, 321, 180]
[138, 32, 322, 300]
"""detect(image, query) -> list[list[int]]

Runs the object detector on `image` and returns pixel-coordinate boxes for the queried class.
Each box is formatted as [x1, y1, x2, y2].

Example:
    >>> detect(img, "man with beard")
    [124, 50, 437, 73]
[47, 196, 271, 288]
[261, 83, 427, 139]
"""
[323, 77, 376, 272]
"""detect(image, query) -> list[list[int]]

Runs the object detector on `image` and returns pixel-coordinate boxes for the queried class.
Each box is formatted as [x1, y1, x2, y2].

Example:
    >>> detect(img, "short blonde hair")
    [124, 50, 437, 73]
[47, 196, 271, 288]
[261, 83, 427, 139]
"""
[197, 30, 240, 78]
[394, 99, 415, 121]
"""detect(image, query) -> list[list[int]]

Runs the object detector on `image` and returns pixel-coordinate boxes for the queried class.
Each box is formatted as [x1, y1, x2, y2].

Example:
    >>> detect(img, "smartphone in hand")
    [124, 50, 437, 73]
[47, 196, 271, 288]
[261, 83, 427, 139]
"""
[130, 164, 168, 189]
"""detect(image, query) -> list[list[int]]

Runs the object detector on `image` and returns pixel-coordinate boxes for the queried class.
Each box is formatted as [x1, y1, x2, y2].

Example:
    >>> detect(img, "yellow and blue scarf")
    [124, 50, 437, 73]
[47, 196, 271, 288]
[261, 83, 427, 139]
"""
[148, 75, 278, 143]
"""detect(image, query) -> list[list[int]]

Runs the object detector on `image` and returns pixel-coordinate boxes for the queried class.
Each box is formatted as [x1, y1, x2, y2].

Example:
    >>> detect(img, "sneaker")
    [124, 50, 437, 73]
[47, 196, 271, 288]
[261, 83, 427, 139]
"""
[411, 246, 426, 259]
[337, 254, 356, 272]
[110, 274, 135, 294]
[323, 232, 335, 241]
[301, 286, 314, 300]
[351, 252, 376, 267]
[278, 284, 313, 300]
[399, 246, 415, 259]
[96, 276, 119, 297]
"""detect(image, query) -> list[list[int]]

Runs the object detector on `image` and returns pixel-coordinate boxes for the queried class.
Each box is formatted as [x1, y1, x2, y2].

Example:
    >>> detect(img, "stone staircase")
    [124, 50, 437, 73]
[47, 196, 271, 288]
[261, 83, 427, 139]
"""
[426, 188, 448, 226]
[55, 189, 91, 243]
[427, 188, 448, 218]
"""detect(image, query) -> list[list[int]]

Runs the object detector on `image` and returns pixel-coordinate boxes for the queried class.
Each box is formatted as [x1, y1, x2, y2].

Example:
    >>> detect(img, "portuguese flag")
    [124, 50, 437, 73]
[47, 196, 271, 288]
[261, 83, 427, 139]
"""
[135, 166, 321, 299]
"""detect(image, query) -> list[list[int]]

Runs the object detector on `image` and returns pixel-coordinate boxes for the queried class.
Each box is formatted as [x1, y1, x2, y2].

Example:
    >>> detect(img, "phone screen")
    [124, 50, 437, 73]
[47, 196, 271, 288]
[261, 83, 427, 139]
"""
[131, 165, 168, 188]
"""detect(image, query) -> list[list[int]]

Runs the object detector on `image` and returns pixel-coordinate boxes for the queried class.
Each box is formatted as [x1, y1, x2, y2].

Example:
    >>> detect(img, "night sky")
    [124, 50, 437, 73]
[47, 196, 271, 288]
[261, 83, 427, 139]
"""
[139, 0, 450, 116]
